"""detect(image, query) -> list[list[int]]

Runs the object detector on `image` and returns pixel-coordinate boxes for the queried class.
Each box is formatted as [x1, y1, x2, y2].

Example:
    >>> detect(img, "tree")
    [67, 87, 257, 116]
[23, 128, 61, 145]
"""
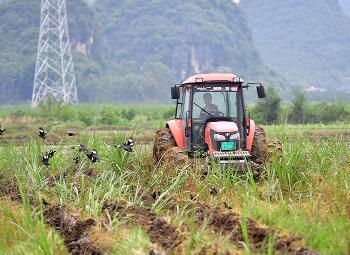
[289, 89, 306, 124]
[252, 86, 281, 124]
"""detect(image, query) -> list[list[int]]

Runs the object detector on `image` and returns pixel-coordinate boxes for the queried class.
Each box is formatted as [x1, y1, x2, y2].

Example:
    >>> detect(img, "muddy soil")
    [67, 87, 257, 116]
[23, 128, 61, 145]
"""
[102, 202, 183, 251]
[44, 205, 101, 255]
[0, 175, 21, 201]
[153, 128, 188, 166]
[194, 203, 318, 255]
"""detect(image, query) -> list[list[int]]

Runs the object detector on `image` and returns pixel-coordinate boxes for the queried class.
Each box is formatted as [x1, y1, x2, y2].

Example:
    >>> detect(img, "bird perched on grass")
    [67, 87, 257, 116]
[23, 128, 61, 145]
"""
[66, 131, 76, 137]
[209, 187, 218, 196]
[0, 126, 6, 135]
[42, 150, 55, 166]
[48, 150, 56, 158]
[38, 127, 47, 139]
[73, 157, 80, 164]
[115, 138, 134, 153]
[42, 154, 50, 166]
[86, 150, 99, 163]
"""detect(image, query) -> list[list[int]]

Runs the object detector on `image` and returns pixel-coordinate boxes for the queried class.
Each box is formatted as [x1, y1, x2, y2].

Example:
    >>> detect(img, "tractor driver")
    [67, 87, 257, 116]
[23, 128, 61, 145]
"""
[200, 93, 219, 119]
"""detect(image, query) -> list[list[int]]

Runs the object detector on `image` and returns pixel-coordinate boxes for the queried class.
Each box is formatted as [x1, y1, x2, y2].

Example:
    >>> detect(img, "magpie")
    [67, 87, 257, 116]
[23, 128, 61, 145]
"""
[38, 127, 47, 139]
[115, 138, 134, 152]
[48, 150, 56, 158]
[209, 187, 218, 196]
[73, 156, 80, 164]
[86, 150, 99, 163]
[42, 154, 50, 166]
[0, 126, 6, 135]
[123, 138, 134, 152]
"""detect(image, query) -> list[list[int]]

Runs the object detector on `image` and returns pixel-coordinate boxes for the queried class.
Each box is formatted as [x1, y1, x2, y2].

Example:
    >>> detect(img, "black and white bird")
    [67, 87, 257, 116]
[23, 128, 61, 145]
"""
[73, 157, 80, 164]
[0, 126, 6, 135]
[86, 150, 99, 163]
[115, 138, 134, 153]
[48, 150, 56, 158]
[209, 187, 218, 196]
[123, 138, 134, 152]
[66, 131, 76, 137]
[42, 154, 50, 166]
[38, 127, 48, 139]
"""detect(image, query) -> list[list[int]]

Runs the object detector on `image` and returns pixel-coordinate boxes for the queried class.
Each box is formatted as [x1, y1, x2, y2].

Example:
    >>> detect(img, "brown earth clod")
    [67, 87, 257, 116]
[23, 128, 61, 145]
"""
[153, 128, 188, 166]
[44, 205, 101, 255]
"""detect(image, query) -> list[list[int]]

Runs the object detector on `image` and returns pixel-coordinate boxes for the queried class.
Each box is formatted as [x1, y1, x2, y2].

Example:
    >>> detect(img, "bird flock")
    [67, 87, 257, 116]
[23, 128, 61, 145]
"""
[35, 127, 135, 166]
[0, 126, 134, 166]
[1, 125, 226, 203]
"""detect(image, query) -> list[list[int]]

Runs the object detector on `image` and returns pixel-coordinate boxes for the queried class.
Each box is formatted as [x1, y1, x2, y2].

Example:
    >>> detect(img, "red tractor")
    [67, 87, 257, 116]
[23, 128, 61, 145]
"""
[153, 73, 273, 171]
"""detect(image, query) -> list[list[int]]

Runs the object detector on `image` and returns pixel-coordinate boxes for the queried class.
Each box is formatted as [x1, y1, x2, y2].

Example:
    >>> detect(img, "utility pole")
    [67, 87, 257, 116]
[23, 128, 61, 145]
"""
[32, 0, 78, 107]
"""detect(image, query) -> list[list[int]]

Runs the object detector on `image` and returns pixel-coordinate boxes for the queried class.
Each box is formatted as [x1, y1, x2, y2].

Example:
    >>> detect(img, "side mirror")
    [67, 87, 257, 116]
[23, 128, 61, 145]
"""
[257, 85, 266, 98]
[171, 86, 180, 100]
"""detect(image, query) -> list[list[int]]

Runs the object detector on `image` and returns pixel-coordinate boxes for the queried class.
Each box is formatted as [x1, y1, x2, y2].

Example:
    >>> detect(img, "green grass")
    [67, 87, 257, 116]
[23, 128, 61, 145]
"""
[0, 106, 349, 254]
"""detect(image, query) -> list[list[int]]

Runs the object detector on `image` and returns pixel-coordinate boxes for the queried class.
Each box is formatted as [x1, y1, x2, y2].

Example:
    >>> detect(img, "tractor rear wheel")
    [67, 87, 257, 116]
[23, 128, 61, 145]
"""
[153, 128, 188, 165]
[250, 126, 283, 174]
[250, 126, 268, 165]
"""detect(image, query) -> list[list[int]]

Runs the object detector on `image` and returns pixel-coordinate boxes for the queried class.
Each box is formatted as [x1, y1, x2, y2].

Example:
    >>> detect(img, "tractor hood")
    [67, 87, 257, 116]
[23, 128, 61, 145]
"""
[205, 121, 238, 133]
[204, 121, 240, 155]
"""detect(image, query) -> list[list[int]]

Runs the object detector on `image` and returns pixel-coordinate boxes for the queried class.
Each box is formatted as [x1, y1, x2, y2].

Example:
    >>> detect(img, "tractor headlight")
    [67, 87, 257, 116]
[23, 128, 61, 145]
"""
[230, 133, 240, 140]
[213, 134, 226, 141]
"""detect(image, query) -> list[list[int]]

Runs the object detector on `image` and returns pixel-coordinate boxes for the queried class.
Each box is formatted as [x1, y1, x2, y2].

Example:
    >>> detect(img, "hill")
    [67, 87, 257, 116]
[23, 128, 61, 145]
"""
[240, 0, 350, 97]
[93, 0, 287, 103]
[0, 0, 287, 104]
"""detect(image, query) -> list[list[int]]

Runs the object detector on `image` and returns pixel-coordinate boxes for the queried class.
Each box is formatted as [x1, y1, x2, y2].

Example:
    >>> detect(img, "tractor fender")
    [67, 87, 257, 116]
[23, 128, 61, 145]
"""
[166, 119, 185, 149]
[246, 120, 256, 151]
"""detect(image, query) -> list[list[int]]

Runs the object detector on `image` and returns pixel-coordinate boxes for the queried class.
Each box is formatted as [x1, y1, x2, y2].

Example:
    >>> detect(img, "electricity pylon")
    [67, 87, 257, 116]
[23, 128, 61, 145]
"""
[32, 0, 78, 107]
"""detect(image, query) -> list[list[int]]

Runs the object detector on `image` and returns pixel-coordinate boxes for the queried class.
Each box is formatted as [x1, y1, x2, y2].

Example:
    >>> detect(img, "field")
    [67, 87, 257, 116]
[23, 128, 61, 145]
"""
[0, 104, 349, 255]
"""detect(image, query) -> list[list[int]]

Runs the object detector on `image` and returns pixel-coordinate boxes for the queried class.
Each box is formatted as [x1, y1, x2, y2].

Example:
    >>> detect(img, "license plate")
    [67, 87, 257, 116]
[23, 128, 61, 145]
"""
[221, 141, 236, 151]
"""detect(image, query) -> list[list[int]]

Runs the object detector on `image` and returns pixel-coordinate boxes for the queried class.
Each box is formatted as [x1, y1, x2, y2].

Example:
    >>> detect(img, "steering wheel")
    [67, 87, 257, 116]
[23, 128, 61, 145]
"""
[200, 109, 225, 119]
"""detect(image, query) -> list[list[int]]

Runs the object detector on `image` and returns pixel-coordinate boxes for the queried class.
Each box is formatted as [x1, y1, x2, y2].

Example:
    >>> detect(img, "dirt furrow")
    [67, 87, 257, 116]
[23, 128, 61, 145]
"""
[102, 202, 183, 252]
[194, 203, 318, 255]
[44, 205, 101, 255]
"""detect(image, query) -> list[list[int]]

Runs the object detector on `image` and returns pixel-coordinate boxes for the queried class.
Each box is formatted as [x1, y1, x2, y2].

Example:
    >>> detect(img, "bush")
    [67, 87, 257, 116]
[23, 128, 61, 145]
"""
[77, 111, 95, 126]
[121, 108, 136, 121]
[100, 107, 120, 125]
[305, 103, 350, 123]
[288, 89, 306, 124]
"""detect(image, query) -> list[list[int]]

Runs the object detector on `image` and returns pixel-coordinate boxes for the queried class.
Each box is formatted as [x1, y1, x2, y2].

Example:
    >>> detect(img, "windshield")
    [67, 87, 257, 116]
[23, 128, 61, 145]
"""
[192, 91, 237, 121]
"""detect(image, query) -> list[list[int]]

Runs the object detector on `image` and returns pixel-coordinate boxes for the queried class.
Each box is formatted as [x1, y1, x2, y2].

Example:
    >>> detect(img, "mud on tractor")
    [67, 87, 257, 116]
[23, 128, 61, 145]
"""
[153, 73, 278, 172]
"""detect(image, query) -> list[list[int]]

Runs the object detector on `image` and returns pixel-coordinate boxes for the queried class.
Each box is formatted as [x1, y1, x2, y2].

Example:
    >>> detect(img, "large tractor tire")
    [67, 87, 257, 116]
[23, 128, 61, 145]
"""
[250, 126, 283, 173]
[153, 128, 188, 165]
[250, 126, 269, 165]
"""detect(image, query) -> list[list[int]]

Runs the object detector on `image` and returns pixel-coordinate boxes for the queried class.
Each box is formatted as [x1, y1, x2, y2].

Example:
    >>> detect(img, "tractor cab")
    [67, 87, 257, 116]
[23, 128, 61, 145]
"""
[169, 73, 265, 162]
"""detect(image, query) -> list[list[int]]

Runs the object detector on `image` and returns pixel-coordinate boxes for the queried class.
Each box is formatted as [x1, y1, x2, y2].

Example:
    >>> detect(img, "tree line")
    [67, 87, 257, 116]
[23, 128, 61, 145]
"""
[251, 87, 350, 124]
